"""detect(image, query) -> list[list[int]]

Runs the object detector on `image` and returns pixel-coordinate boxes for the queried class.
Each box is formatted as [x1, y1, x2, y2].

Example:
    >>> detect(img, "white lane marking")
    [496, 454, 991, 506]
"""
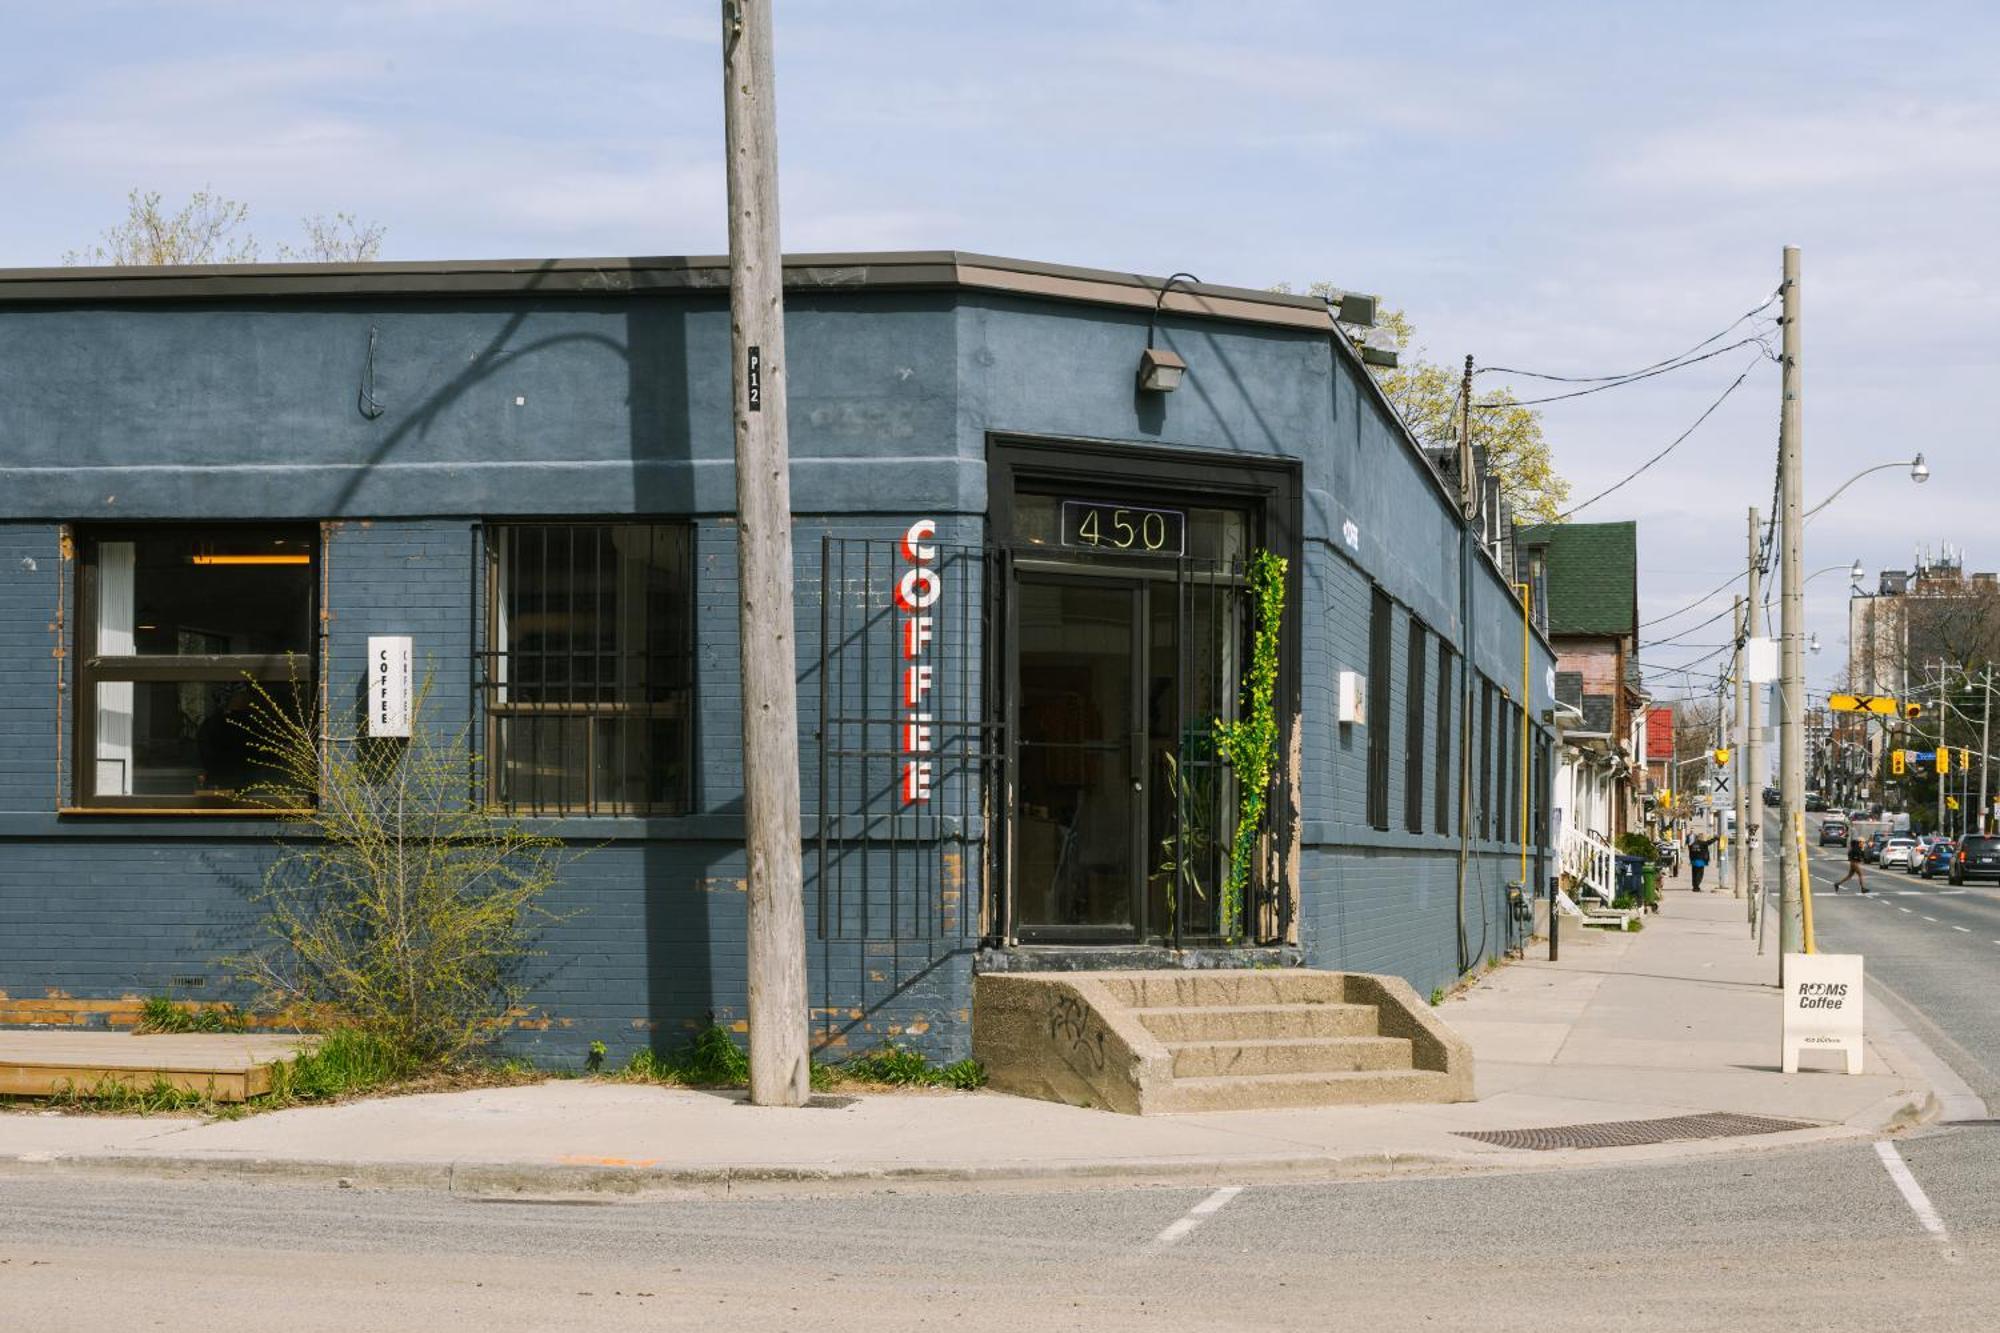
[1941, 891, 1968, 896]
[1897, 891, 1920, 896]
[1153, 1186, 1243, 1246]
[1900, 907, 1914, 913]
[1875, 1141, 1954, 1258]
[1953, 926, 1971, 933]
[1923, 916, 1940, 923]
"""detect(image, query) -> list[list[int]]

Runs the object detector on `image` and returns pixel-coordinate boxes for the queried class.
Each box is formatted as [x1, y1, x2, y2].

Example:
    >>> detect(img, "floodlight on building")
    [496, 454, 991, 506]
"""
[1139, 272, 1200, 393]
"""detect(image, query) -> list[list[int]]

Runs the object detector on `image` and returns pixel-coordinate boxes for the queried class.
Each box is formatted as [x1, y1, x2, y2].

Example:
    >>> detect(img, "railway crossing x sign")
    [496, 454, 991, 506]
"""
[1828, 693, 1900, 716]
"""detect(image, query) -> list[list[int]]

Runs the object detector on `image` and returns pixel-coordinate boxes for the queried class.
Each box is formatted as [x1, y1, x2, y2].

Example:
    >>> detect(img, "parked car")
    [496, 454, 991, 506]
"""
[1950, 835, 2000, 885]
[1881, 837, 1917, 869]
[1818, 817, 1850, 847]
[1921, 839, 1957, 878]
[1866, 832, 1889, 863]
[1763, 786, 1779, 808]
[1805, 792, 1828, 813]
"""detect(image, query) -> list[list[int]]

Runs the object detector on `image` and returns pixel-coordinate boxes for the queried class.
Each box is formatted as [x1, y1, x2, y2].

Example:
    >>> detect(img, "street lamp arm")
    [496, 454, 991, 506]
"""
[1804, 455, 1928, 520]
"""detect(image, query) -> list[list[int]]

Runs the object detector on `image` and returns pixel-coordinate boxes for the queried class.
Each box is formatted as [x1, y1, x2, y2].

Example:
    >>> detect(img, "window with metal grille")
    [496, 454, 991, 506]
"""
[1479, 678, 1495, 840]
[1435, 643, 1455, 835]
[74, 525, 318, 810]
[1366, 587, 1393, 831]
[1404, 616, 1426, 833]
[483, 523, 693, 815]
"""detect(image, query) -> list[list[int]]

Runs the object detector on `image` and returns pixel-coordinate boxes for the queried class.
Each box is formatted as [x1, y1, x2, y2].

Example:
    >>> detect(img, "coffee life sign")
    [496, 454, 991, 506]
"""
[1781, 952, 1863, 1075]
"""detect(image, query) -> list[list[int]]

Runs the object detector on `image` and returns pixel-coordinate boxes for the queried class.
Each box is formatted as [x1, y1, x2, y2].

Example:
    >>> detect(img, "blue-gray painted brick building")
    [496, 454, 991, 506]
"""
[0, 252, 1556, 1062]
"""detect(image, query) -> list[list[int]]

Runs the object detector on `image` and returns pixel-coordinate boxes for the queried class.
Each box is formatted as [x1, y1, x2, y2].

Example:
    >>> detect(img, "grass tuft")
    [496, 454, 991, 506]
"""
[613, 1027, 985, 1093]
[136, 995, 247, 1035]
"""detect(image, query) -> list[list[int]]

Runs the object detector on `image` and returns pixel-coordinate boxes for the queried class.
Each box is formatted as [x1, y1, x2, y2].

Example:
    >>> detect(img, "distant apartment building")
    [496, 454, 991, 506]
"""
[1848, 547, 2000, 778]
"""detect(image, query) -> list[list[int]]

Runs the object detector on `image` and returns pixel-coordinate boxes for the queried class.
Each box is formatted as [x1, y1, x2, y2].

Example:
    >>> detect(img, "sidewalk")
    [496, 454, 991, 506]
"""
[0, 887, 1944, 1197]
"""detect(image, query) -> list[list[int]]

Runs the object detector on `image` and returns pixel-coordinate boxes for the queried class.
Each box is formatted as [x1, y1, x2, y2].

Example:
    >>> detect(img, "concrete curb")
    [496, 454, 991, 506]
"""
[0, 1116, 1914, 1199]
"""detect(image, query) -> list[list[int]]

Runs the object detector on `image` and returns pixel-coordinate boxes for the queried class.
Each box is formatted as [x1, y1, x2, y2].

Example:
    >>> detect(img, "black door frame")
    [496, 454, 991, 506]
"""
[987, 434, 1303, 948]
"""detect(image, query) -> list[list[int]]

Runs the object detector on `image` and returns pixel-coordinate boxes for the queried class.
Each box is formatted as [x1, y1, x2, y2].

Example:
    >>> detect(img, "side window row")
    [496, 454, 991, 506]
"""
[72, 522, 694, 816]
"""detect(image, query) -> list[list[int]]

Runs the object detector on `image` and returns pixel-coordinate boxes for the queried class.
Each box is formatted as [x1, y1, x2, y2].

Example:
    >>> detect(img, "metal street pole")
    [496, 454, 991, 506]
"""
[1938, 665, 1948, 836]
[1778, 245, 1805, 959]
[1747, 506, 1766, 937]
[722, 0, 810, 1106]
[1981, 667, 1993, 834]
[1733, 595, 1748, 898]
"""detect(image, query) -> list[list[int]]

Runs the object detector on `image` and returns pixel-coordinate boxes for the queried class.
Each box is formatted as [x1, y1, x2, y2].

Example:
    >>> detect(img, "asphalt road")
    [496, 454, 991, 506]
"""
[5, 1132, 1999, 1331]
[1793, 815, 2000, 1110]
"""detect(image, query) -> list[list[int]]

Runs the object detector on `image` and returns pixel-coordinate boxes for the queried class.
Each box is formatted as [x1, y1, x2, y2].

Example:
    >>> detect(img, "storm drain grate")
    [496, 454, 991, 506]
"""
[1455, 1111, 1817, 1152]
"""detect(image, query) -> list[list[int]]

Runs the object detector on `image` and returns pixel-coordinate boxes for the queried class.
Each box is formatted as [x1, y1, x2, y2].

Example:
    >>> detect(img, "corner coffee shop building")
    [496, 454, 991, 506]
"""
[0, 253, 1555, 1062]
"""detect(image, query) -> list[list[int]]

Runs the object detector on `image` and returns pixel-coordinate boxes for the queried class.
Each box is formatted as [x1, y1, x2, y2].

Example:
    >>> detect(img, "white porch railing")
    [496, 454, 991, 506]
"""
[1560, 827, 1618, 904]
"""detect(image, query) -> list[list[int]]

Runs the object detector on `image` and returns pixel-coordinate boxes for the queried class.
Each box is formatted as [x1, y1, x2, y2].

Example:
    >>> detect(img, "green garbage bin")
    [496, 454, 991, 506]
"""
[1641, 862, 1661, 909]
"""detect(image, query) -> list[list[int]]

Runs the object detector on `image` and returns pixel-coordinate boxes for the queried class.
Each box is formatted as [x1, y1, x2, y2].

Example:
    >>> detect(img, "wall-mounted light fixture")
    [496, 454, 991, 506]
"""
[1139, 271, 1201, 393]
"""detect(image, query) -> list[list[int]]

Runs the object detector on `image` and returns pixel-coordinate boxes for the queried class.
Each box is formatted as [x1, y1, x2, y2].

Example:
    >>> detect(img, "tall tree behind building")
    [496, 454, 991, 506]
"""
[63, 188, 384, 266]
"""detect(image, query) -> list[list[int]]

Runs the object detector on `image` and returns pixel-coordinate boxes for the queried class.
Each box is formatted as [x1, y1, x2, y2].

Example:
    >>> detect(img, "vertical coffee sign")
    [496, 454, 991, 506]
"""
[369, 635, 413, 738]
[897, 520, 939, 803]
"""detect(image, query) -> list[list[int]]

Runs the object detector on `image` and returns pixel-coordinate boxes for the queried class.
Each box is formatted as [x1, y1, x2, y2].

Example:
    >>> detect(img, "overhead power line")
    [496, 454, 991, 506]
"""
[1554, 351, 1768, 521]
[1476, 287, 1781, 388]
[1639, 568, 1748, 629]
[1478, 335, 1776, 409]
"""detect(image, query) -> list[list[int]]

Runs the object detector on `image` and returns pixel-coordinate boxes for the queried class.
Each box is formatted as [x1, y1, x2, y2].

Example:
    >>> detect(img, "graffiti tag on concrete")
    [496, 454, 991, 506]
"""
[1048, 991, 1106, 1074]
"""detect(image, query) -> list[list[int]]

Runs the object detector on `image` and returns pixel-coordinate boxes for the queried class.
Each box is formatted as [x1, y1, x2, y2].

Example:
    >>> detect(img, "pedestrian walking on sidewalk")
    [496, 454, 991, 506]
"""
[1833, 834, 1869, 893]
[1688, 833, 1711, 891]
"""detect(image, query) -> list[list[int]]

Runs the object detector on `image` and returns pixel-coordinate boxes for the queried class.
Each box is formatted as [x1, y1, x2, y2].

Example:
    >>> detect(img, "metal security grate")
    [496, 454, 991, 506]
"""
[1455, 1112, 1816, 1152]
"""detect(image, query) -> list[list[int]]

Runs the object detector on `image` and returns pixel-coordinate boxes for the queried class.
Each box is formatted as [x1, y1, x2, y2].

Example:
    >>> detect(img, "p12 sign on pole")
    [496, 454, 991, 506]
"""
[369, 635, 413, 738]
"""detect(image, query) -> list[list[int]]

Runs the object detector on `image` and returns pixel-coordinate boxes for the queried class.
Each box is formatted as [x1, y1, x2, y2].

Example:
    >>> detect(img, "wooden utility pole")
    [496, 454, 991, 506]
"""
[722, 0, 810, 1106]
[1777, 245, 1806, 959]
[1747, 506, 1766, 941]
[1733, 595, 1748, 898]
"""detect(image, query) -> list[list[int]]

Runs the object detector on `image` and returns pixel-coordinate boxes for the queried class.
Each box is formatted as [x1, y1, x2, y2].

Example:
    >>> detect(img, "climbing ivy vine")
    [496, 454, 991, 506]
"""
[1214, 549, 1287, 939]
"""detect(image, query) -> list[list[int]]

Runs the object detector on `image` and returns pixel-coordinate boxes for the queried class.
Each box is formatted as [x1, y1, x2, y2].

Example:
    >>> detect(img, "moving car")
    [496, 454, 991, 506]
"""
[1818, 817, 1850, 847]
[1881, 837, 1917, 869]
[1950, 835, 2000, 885]
[1920, 839, 1957, 878]
[1866, 832, 1889, 863]
[1905, 836, 1935, 874]
[1805, 792, 1828, 813]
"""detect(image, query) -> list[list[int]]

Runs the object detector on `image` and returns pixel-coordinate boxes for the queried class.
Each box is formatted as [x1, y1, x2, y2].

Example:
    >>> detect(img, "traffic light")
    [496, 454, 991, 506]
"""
[1713, 747, 1731, 765]
[1938, 748, 1951, 775]
[1906, 702, 1923, 720]
[1892, 750, 1907, 776]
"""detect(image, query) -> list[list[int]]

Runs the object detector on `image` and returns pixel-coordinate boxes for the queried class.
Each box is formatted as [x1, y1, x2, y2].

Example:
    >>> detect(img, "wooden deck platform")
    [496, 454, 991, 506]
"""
[0, 1031, 309, 1102]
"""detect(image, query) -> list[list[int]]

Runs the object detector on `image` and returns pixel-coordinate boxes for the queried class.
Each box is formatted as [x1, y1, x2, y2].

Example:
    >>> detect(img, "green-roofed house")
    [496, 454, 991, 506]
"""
[1517, 521, 1641, 854]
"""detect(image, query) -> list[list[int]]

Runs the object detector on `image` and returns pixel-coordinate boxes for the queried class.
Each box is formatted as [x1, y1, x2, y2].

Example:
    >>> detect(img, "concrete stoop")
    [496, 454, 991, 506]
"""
[972, 969, 1473, 1115]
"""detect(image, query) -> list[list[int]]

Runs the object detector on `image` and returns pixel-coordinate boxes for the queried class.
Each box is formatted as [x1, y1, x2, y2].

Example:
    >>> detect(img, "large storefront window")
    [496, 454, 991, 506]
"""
[484, 523, 692, 816]
[75, 526, 317, 809]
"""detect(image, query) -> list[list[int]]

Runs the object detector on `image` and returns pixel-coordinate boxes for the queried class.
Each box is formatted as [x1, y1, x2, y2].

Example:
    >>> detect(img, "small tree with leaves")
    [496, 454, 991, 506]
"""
[64, 188, 385, 266]
[230, 678, 570, 1065]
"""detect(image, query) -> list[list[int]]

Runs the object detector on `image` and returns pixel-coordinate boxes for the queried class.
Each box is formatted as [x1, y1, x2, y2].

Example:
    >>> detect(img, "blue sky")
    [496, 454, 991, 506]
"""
[3, 1, 1993, 699]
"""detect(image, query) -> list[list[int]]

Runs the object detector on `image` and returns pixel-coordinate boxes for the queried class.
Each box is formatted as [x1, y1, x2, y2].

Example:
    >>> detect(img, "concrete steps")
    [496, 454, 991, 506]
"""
[974, 968, 1473, 1115]
[1135, 1003, 1380, 1042]
[1164, 1034, 1413, 1078]
[1157, 1068, 1460, 1113]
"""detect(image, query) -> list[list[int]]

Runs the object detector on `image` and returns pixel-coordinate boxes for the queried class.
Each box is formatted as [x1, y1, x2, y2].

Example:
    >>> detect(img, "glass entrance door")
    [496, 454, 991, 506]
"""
[1013, 576, 1143, 941]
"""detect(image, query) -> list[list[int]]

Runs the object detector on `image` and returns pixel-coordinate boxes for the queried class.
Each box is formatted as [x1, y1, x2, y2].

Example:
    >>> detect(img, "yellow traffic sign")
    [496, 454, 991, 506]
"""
[1949, 796, 1961, 810]
[1829, 694, 1902, 716]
